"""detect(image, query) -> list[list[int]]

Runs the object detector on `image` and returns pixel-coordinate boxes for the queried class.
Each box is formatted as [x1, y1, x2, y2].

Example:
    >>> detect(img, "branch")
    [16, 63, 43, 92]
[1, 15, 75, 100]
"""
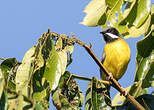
[49, 31, 145, 110]
[71, 73, 110, 85]
[82, 45, 145, 110]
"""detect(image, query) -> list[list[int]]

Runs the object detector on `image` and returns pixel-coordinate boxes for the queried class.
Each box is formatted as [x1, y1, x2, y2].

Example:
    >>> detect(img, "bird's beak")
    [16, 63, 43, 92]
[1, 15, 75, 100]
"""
[100, 31, 105, 34]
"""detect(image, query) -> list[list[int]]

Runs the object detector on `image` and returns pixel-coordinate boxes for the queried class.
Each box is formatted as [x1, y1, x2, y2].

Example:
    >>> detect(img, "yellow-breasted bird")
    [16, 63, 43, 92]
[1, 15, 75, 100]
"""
[100, 27, 131, 82]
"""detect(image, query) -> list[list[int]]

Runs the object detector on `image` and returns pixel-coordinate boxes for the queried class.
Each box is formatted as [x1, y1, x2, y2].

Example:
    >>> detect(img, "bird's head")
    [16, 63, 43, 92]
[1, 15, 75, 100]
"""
[100, 27, 120, 43]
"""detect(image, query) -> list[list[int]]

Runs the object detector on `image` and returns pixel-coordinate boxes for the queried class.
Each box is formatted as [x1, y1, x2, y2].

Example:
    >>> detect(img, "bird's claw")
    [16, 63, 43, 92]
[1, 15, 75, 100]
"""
[120, 87, 128, 96]
[107, 72, 113, 80]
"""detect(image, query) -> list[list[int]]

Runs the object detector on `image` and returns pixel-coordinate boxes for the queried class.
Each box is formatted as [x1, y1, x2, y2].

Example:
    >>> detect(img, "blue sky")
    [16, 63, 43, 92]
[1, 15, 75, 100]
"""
[0, 0, 153, 109]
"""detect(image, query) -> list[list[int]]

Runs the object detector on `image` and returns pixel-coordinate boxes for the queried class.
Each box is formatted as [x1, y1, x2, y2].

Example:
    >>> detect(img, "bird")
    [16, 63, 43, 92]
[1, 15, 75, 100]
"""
[100, 27, 131, 94]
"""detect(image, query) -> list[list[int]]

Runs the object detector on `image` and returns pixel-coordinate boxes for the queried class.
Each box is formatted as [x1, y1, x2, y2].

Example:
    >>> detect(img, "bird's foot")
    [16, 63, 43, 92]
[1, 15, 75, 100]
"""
[120, 87, 128, 96]
[107, 72, 113, 80]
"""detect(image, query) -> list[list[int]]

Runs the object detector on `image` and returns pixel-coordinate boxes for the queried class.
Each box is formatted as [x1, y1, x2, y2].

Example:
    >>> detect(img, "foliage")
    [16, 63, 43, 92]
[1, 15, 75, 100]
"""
[52, 71, 84, 110]
[85, 77, 111, 110]
[81, 0, 154, 109]
[81, 0, 151, 38]
[0, 0, 154, 110]
[0, 31, 74, 109]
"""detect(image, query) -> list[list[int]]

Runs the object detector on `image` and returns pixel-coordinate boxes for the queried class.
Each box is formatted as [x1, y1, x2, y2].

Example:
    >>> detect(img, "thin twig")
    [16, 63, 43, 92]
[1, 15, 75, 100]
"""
[66, 74, 73, 85]
[71, 74, 110, 85]
[72, 74, 91, 81]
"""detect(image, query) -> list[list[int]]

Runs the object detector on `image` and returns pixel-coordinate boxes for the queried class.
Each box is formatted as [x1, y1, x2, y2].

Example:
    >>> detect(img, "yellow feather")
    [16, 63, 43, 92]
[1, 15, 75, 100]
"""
[101, 38, 131, 80]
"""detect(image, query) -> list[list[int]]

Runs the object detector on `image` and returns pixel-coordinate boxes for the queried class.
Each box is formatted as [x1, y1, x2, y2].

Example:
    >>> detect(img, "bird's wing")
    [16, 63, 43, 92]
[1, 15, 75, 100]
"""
[100, 51, 106, 78]
[101, 51, 106, 64]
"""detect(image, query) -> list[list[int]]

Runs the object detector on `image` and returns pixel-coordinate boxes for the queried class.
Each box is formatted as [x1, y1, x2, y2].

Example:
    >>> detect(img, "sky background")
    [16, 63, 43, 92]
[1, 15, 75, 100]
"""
[0, 0, 153, 109]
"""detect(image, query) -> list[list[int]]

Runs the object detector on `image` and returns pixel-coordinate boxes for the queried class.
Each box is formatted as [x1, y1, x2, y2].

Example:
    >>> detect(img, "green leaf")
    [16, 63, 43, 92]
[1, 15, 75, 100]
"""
[32, 69, 47, 93]
[7, 93, 19, 110]
[61, 71, 84, 109]
[85, 78, 111, 110]
[8, 80, 16, 91]
[105, 0, 118, 9]
[7, 91, 32, 110]
[112, 86, 131, 106]
[124, 15, 151, 38]
[16, 46, 36, 97]
[0, 58, 17, 80]
[65, 45, 74, 54]
[121, 0, 151, 38]
[59, 71, 71, 89]
[34, 99, 49, 110]
[0, 69, 5, 99]
[91, 77, 98, 110]
[117, 0, 137, 33]
[44, 40, 62, 91]
[128, 81, 148, 98]
[0, 91, 8, 110]
[55, 35, 74, 74]
[34, 102, 45, 110]
[52, 89, 61, 109]
[119, 0, 137, 23]
[55, 37, 67, 75]
[135, 51, 154, 88]
[107, 0, 124, 26]
[34, 33, 53, 72]
[133, 0, 151, 28]
[16, 91, 24, 110]
[81, 0, 152, 38]
[52, 71, 84, 109]
[135, 28, 154, 84]
[59, 95, 72, 110]
[55, 37, 63, 50]
[33, 89, 46, 102]
[57, 50, 67, 75]
[81, 0, 107, 26]
[126, 27, 154, 98]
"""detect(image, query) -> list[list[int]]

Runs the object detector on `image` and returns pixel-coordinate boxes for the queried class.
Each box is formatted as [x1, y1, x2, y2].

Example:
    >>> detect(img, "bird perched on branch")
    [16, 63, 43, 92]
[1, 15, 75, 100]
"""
[100, 27, 131, 86]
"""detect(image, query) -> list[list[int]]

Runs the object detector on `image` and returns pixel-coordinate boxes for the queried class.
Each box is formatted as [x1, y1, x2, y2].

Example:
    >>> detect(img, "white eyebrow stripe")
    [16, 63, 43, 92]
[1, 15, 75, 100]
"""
[105, 33, 119, 38]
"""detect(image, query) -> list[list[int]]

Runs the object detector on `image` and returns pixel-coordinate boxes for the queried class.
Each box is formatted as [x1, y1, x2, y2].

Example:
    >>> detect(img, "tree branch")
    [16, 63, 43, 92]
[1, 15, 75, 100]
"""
[50, 31, 145, 110]
[82, 44, 145, 110]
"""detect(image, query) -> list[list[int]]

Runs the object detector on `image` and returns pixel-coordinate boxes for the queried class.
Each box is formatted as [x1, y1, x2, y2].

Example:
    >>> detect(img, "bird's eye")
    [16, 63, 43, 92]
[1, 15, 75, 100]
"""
[107, 29, 111, 33]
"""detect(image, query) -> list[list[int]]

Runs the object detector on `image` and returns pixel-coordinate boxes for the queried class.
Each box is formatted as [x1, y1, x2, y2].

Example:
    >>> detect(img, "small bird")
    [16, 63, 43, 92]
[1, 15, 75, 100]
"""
[100, 27, 131, 84]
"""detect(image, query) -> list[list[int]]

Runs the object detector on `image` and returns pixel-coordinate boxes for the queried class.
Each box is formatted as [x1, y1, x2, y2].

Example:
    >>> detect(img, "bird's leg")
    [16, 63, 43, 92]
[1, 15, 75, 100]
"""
[107, 73, 128, 96]
[120, 87, 128, 96]
[107, 72, 113, 80]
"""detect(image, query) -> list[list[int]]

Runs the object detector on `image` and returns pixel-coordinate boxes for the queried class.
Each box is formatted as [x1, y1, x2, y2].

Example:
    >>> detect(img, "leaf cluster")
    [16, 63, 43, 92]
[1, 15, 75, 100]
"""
[0, 31, 74, 109]
[81, 0, 152, 38]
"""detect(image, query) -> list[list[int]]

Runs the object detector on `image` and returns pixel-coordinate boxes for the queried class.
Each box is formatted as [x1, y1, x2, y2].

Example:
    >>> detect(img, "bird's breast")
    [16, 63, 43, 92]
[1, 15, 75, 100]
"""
[103, 39, 131, 80]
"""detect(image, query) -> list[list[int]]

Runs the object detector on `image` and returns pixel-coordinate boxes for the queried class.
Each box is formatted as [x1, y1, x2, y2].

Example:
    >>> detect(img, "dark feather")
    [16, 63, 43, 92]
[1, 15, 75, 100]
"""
[100, 51, 106, 78]
[101, 51, 106, 64]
